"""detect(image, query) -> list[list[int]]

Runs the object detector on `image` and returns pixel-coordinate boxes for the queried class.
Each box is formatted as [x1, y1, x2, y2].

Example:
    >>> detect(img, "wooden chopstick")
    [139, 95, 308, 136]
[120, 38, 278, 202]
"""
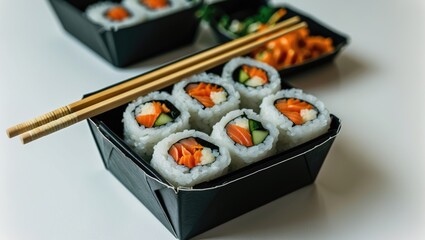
[6, 16, 301, 139]
[19, 21, 307, 144]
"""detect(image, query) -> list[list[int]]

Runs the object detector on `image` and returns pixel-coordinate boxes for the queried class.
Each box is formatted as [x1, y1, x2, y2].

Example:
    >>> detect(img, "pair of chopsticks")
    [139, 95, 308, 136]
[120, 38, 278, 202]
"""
[6, 16, 306, 144]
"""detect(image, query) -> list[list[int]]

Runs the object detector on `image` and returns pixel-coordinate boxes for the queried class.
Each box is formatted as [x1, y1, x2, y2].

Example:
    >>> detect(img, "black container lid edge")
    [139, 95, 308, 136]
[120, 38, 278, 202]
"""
[147, 127, 341, 193]
[90, 116, 341, 193]
[179, 125, 341, 192]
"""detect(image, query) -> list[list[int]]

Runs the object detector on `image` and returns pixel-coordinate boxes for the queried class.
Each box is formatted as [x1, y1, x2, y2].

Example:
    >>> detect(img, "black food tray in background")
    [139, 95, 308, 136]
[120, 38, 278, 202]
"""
[85, 62, 341, 239]
[206, 0, 349, 76]
[48, 0, 202, 67]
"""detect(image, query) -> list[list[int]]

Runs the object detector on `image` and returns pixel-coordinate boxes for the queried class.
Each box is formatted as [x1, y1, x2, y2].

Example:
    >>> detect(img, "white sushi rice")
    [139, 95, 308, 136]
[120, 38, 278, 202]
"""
[123, 0, 190, 20]
[151, 130, 231, 188]
[222, 57, 281, 112]
[211, 109, 279, 171]
[123, 91, 190, 160]
[172, 73, 240, 133]
[85, 1, 146, 31]
[260, 88, 331, 150]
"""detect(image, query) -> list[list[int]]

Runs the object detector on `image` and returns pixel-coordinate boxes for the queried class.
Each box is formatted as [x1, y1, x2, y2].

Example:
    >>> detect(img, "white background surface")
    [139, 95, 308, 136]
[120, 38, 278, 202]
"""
[1, 0, 425, 239]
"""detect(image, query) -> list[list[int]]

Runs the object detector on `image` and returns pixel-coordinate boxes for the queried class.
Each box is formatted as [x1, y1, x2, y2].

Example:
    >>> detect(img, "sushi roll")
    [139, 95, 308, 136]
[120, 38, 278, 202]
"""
[85, 1, 146, 30]
[151, 130, 231, 188]
[211, 109, 279, 170]
[123, 0, 187, 20]
[172, 73, 240, 133]
[260, 88, 331, 150]
[123, 91, 190, 160]
[222, 57, 281, 111]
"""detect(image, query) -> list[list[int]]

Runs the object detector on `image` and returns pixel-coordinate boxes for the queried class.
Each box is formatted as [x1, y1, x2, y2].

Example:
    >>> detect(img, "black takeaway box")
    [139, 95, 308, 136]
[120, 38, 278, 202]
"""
[86, 63, 342, 239]
[48, 0, 202, 67]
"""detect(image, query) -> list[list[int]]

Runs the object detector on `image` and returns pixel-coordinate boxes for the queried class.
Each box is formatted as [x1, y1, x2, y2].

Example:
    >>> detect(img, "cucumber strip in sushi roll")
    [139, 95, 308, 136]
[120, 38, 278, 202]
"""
[85, 1, 146, 30]
[222, 57, 281, 112]
[172, 73, 240, 133]
[123, 91, 190, 160]
[151, 130, 231, 188]
[211, 109, 279, 170]
[123, 0, 188, 20]
[260, 88, 331, 150]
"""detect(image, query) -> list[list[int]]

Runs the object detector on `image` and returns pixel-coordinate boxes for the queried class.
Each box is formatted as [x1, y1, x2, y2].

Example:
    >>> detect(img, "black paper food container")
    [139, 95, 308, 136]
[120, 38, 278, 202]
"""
[85, 61, 341, 239]
[48, 0, 202, 67]
[205, 0, 349, 76]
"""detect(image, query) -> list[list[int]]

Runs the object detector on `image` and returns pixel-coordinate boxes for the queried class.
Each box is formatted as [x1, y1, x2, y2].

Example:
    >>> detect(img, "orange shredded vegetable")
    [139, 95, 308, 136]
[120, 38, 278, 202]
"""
[168, 138, 204, 168]
[252, 28, 334, 69]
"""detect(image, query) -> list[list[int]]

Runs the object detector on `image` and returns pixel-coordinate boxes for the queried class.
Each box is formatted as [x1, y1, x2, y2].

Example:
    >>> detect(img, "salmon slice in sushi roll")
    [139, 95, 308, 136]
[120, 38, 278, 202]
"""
[168, 137, 216, 169]
[140, 0, 170, 10]
[123, 0, 188, 19]
[185, 82, 227, 108]
[123, 92, 190, 160]
[211, 109, 279, 170]
[151, 130, 231, 188]
[86, 1, 146, 30]
[135, 101, 175, 128]
[260, 88, 331, 150]
[173, 73, 240, 133]
[234, 65, 269, 88]
[274, 98, 318, 126]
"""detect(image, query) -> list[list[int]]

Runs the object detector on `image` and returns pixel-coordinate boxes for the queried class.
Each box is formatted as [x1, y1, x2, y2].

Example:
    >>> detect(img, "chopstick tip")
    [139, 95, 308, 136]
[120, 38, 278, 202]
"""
[6, 127, 16, 138]
[20, 132, 32, 144]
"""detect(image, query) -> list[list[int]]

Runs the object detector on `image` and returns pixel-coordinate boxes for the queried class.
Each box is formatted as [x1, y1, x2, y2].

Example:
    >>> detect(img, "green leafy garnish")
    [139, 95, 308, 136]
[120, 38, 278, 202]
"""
[217, 6, 281, 37]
